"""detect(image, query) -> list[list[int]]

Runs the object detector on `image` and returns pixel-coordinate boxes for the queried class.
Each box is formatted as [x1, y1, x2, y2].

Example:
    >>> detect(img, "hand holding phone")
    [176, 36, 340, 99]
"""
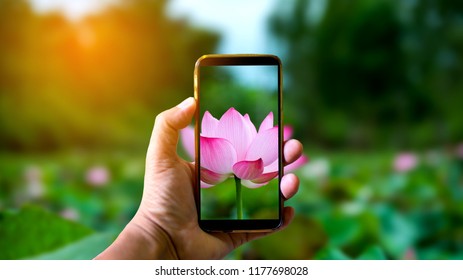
[97, 87, 304, 259]
[97, 54, 305, 259]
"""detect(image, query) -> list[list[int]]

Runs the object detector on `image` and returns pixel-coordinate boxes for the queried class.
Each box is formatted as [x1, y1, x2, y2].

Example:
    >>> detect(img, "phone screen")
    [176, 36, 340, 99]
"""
[195, 55, 282, 232]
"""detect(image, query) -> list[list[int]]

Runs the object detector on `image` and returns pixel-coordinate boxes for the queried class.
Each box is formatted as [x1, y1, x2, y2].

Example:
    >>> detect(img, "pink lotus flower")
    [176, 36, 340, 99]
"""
[85, 165, 110, 187]
[24, 165, 45, 200]
[60, 207, 80, 221]
[181, 108, 308, 188]
[403, 248, 417, 260]
[456, 143, 463, 159]
[393, 152, 418, 172]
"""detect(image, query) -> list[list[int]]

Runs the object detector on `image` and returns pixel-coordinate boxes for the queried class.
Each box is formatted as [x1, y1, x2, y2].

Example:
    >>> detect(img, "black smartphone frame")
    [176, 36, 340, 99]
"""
[194, 54, 283, 232]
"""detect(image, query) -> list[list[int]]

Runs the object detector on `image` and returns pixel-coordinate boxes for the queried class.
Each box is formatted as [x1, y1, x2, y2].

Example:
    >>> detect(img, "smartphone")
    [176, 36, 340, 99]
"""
[194, 54, 283, 232]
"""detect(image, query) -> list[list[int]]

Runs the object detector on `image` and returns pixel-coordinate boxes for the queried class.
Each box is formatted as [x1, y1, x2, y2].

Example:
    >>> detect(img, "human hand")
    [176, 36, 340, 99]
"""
[95, 97, 303, 259]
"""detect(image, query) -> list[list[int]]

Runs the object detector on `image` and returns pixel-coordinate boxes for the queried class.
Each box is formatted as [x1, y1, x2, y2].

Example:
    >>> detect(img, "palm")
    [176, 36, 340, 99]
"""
[143, 155, 244, 259]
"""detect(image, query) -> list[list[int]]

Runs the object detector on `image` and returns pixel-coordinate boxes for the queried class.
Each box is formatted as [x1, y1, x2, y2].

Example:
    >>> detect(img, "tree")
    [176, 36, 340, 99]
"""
[0, 0, 219, 150]
[269, 0, 463, 148]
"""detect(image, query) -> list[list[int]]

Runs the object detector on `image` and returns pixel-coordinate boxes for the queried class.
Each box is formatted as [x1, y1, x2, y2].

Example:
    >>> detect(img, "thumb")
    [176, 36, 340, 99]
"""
[148, 97, 196, 160]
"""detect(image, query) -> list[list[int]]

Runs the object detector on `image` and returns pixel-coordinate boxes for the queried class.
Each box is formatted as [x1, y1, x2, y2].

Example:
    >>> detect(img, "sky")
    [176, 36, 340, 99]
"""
[167, 0, 278, 54]
[28, 0, 277, 55]
[28, 0, 120, 22]
[27, 0, 282, 86]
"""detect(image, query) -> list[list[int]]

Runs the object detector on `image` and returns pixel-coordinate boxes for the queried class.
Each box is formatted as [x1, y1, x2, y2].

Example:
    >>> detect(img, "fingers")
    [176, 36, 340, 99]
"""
[284, 139, 303, 165]
[281, 206, 295, 229]
[217, 159, 301, 251]
[148, 97, 196, 160]
[281, 173, 299, 200]
[229, 206, 296, 246]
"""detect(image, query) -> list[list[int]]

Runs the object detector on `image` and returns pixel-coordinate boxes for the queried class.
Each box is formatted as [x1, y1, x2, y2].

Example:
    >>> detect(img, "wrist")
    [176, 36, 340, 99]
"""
[130, 211, 180, 259]
[95, 211, 179, 260]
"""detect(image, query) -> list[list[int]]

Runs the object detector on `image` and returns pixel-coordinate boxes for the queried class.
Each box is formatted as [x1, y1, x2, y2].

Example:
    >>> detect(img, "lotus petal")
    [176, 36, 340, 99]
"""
[201, 182, 214, 188]
[251, 171, 278, 183]
[243, 113, 257, 140]
[263, 152, 309, 174]
[200, 136, 237, 174]
[245, 126, 278, 165]
[232, 159, 264, 180]
[263, 150, 309, 174]
[284, 126, 293, 141]
[241, 180, 267, 189]
[216, 108, 255, 160]
[258, 112, 274, 133]
[201, 111, 219, 136]
[200, 167, 229, 185]
[180, 126, 195, 161]
[284, 155, 309, 173]
[264, 159, 279, 173]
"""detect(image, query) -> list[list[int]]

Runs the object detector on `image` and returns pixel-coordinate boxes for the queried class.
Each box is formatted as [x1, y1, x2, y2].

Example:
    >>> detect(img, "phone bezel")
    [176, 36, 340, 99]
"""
[194, 54, 283, 232]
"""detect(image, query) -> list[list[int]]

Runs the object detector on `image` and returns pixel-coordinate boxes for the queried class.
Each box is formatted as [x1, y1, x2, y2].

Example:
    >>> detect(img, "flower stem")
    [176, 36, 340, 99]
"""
[234, 175, 242, 220]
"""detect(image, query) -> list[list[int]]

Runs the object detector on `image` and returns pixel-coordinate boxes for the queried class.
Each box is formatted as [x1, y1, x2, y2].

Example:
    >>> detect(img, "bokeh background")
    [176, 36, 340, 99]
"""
[1, 0, 462, 259]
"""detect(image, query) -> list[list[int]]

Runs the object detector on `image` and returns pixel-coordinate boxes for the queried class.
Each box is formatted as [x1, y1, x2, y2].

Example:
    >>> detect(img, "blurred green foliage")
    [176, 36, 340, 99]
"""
[0, 0, 462, 259]
[31, 232, 116, 260]
[0, 205, 93, 259]
[2, 148, 459, 259]
[0, 152, 145, 229]
[270, 0, 463, 149]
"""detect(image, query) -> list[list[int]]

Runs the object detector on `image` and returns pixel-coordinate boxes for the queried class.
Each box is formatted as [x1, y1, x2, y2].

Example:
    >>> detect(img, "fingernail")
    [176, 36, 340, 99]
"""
[176, 97, 195, 109]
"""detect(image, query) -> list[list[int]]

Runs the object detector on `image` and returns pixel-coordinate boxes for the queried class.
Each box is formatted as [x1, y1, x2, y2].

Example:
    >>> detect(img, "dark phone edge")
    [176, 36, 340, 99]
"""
[196, 54, 281, 67]
[199, 219, 283, 233]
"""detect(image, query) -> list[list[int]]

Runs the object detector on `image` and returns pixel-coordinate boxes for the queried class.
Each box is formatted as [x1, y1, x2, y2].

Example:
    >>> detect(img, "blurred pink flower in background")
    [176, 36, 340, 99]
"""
[403, 248, 417, 260]
[456, 143, 463, 159]
[301, 158, 330, 180]
[60, 207, 80, 221]
[85, 165, 110, 187]
[393, 152, 418, 172]
[23, 165, 45, 200]
[181, 108, 308, 188]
